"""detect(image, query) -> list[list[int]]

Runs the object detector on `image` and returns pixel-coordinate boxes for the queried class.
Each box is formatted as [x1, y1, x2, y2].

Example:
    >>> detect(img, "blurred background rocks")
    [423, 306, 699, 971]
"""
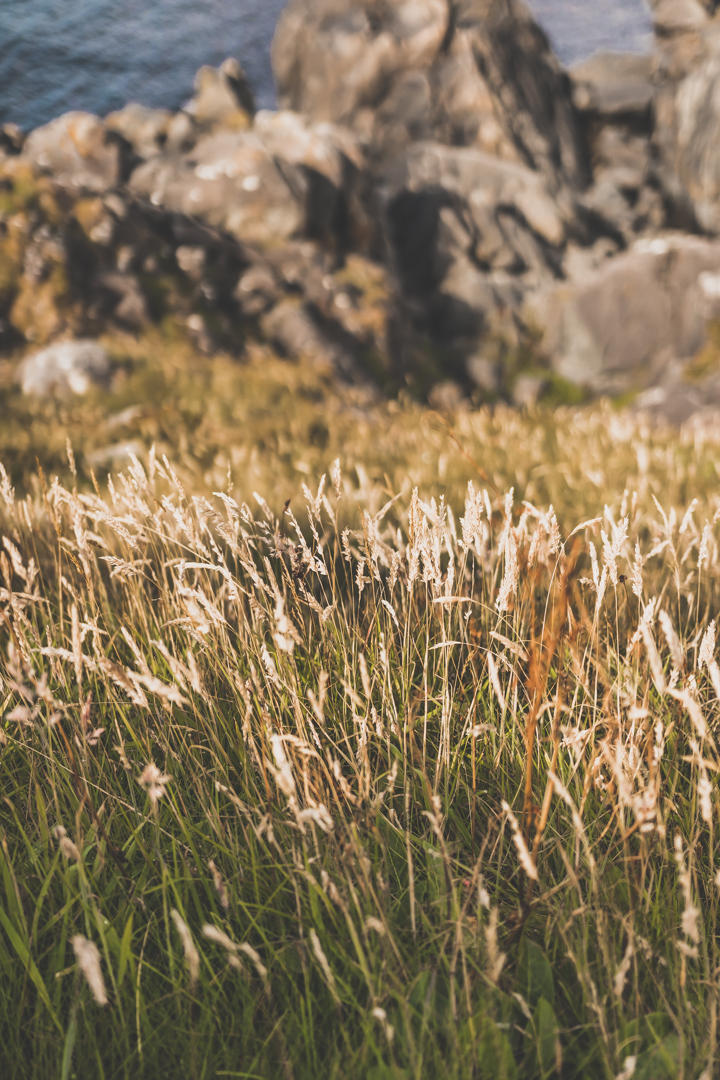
[4, 0, 720, 418]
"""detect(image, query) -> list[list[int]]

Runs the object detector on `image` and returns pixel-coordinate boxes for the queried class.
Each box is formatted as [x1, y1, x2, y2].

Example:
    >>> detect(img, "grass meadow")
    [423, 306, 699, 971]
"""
[1, 376, 720, 1079]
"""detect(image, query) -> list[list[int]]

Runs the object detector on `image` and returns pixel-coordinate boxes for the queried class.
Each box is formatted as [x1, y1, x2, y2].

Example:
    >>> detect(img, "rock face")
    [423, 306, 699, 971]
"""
[105, 104, 172, 161]
[188, 58, 256, 131]
[9, 6, 720, 415]
[648, 0, 720, 231]
[526, 235, 720, 393]
[381, 141, 567, 347]
[129, 110, 369, 252]
[22, 113, 125, 192]
[571, 53, 655, 121]
[273, 0, 590, 189]
[0, 92, 392, 392]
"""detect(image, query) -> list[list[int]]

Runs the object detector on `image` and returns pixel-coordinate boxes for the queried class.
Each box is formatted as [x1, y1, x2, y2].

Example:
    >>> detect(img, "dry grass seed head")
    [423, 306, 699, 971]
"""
[72, 935, 108, 1005]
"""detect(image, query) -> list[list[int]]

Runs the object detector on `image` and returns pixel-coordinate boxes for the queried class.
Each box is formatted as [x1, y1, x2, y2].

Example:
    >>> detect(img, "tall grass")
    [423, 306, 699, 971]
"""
[1, 410, 720, 1079]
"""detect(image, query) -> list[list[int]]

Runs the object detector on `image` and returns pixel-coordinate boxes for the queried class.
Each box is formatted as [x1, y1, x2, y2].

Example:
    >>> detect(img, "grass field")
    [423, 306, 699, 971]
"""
[2, 354, 720, 1079]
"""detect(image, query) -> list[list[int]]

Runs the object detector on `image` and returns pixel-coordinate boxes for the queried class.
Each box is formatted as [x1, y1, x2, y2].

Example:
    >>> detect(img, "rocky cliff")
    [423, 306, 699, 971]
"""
[5, 0, 720, 416]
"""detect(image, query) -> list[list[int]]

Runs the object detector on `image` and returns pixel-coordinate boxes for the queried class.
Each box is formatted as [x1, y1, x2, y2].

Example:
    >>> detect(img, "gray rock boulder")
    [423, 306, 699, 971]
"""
[651, 0, 711, 35]
[130, 129, 302, 244]
[130, 111, 367, 250]
[272, 0, 590, 190]
[570, 53, 655, 121]
[22, 113, 122, 192]
[235, 264, 279, 316]
[260, 298, 359, 380]
[381, 141, 567, 341]
[647, 2, 720, 230]
[105, 104, 172, 160]
[186, 58, 255, 131]
[18, 340, 110, 396]
[0, 123, 24, 155]
[656, 50, 720, 231]
[526, 234, 720, 393]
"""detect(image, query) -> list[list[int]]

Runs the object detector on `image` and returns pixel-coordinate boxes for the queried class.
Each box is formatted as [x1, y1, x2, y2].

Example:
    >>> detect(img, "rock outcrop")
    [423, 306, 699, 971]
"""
[22, 112, 126, 192]
[0, 101, 390, 388]
[129, 109, 370, 252]
[526, 235, 720, 394]
[648, 0, 720, 231]
[274, 1, 588, 184]
[380, 141, 568, 352]
[6, 2, 720, 415]
[273, 0, 590, 189]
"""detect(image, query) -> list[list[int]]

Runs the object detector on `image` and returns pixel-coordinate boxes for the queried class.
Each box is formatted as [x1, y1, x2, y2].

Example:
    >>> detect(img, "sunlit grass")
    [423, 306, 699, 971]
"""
[1, 400, 720, 1079]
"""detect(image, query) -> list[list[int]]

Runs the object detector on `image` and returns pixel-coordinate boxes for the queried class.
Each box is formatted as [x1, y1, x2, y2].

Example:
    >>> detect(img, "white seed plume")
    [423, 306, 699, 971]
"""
[53, 825, 80, 862]
[272, 597, 296, 654]
[388, 550, 402, 592]
[601, 516, 629, 588]
[260, 644, 282, 689]
[709, 659, 720, 702]
[699, 767, 713, 826]
[270, 733, 296, 799]
[485, 906, 506, 983]
[674, 834, 700, 946]
[137, 762, 171, 804]
[503, 488, 514, 524]
[371, 1006, 394, 1043]
[502, 800, 538, 881]
[0, 463, 14, 510]
[527, 526, 543, 568]
[679, 498, 698, 535]
[589, 542, 600, 591]
[613, 936, 634, 997]
[550, 773, 593, 867]
[341, 528, 352, 563]
[669, 688, 707, 741]
[460, 481, 484, 550]
[171, 909, 200, 987]
[330, 458, 342, 499]
[595, 565, 608, 618]
[296, 803, 334, 833]
[356, 558, 369, 595]
[72, 935, 108, 1005]
[640, 621, 665, 695]
[487, 653, 506, 713]
[547, 506, 562, 555]
[629, 597, 655, 652]
[238, 941, 268, 980]
[364, 916, 385, 936]
[202, 924, 242, 969]
[208, 860, 229, 909]
[699, 620, 716, 670]
[631, 540, 643, 599]
[698, 523, 711, 569]
[202, 924, 236, 951]
[321, 870, 342, 905]
[495, 529, 518, 613]
[309, 928, 338, 1000]
[658, 611, 684, 670]
[616, 1056, 637, 1080]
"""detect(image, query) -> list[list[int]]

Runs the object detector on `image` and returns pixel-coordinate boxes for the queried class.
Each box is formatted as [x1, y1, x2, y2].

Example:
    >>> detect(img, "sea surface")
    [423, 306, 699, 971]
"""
[0, 0, 653, 133]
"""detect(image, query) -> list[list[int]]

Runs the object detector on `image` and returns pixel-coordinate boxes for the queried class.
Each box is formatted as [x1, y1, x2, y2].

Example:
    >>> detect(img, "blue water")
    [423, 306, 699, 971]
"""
[0, 0, 653, 133]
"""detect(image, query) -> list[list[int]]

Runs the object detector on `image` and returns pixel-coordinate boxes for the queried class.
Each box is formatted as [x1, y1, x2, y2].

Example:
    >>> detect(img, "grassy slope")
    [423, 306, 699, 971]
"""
[2, 345, 720, 1078]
